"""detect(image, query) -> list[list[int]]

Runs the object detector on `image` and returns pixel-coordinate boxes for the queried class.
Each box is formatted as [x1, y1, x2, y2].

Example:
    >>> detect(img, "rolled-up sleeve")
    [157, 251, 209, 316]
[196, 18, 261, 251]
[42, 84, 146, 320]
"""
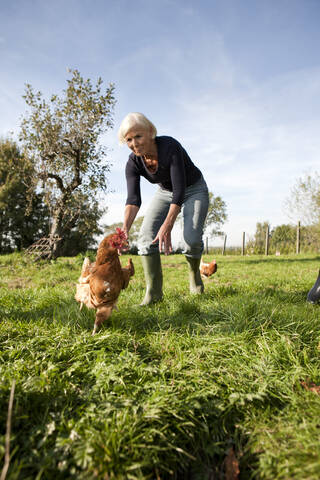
[125, 161, 142, 207]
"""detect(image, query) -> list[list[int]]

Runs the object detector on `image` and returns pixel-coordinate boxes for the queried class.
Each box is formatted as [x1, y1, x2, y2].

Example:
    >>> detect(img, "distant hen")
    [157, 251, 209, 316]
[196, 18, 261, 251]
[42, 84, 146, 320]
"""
[75, 228, 134, 334]
[200, 258, 217, 278]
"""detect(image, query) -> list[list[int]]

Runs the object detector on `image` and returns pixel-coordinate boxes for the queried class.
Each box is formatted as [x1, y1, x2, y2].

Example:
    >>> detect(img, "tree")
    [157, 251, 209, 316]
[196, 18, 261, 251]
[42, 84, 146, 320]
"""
[285, 172, 320, 225]
[0, 137, 49, 252]
[270, 224, 296, 253]
[254, 220, 271, 253]
[19, 69, 116, 258]
[246, 221, 270, 254]
[300, 224, 320, 253]
[204, 191, 227, 236]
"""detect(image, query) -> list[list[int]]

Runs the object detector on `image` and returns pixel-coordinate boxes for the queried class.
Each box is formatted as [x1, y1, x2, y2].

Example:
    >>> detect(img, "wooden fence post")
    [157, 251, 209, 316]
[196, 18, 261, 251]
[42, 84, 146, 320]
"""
[265, 225, 269, 256]
[242, 232, 245, 255]
[222, 234, 227, 255]
[296, 221, 300, 254]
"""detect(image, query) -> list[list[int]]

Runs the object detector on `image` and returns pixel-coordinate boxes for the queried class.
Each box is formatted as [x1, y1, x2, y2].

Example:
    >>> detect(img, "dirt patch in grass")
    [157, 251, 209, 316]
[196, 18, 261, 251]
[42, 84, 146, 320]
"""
[7, 278, 31, 289]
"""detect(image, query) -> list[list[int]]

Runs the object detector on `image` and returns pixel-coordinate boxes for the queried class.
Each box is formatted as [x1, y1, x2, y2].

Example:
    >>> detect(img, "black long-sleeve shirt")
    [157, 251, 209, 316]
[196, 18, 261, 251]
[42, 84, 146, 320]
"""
[125, 136, 202, 207]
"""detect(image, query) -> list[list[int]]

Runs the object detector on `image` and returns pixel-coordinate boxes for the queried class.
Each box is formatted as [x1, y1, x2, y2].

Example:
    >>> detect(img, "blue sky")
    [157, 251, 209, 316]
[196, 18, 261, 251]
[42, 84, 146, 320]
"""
[1, 0, 320, 246]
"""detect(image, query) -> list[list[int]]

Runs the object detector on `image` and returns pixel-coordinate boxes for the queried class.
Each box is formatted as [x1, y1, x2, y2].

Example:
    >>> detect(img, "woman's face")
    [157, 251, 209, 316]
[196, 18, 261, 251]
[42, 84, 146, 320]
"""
[124, 127, 155, 157]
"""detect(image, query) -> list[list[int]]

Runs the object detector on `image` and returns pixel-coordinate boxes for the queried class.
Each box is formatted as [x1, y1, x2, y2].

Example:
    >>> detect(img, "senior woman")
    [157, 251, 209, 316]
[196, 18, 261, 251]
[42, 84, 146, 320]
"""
[119, 112, 209, 305]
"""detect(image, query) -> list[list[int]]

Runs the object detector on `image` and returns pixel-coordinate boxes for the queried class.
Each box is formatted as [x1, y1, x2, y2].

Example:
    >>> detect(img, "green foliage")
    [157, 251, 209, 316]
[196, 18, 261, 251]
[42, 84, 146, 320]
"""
[20, 69, 115, 197]
[271, 223, 295, 244]
[246, 221, 270, 254]
[1, 252, 320, 478]
[0, 137, 104, 256]
[271, 224, 296, 254]
[300, 223, 320, 253]
[19, 69, 116, 256]
[255, 220, 270, 254]
[0, 137, 49, 252]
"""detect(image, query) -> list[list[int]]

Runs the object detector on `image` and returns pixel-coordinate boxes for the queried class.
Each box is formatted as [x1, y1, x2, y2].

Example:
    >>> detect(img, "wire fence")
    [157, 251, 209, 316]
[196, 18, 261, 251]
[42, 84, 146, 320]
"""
[205, 221, 320, 255]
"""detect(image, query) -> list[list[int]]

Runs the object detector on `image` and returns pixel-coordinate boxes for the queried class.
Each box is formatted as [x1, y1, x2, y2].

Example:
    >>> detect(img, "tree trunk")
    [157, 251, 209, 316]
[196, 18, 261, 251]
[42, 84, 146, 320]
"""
[49, 206, 64, 259]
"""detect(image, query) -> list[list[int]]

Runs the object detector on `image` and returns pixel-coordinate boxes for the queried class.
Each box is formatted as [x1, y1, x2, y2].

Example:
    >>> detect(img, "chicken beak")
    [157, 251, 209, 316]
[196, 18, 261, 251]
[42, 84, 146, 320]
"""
[118, 241, 129, 255]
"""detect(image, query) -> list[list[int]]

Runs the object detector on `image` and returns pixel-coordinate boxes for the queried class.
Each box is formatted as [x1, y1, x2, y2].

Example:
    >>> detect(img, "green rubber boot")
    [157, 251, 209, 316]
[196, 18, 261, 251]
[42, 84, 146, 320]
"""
[185, 256, 204, 294]
[140, 254, 163, 305]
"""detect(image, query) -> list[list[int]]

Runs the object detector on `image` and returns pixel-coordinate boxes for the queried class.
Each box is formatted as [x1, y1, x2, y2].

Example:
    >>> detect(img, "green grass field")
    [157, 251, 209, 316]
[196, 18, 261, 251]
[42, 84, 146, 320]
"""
[1, 252, 320, 479]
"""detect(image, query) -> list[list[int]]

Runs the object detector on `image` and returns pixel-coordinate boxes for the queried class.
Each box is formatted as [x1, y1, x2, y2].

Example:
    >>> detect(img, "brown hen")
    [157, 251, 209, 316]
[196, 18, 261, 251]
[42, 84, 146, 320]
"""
[200, 258, 218, 277]
[75, 229, 134, 334]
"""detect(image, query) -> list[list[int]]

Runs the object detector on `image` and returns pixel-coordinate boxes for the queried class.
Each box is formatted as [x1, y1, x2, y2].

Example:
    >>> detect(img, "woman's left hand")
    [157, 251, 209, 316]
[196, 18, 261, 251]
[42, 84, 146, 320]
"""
[152, 224, 173, 255]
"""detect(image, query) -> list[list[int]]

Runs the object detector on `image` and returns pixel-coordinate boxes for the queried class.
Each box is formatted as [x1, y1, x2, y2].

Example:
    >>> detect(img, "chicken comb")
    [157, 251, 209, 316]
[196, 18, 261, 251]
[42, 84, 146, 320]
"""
[109, 228, 128, 249]
[116, 227, 127, 240]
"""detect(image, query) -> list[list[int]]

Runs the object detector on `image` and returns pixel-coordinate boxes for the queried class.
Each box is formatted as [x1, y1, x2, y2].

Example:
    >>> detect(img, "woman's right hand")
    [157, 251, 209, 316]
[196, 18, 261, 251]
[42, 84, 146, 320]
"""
[152, 203, 180, 255]
[152, 223, 173, 255]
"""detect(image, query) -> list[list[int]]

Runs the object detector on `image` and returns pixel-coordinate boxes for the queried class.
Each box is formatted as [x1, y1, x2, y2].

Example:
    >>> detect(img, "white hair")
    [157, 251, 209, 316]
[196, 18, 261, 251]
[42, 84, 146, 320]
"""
[117, 112, 157, 145]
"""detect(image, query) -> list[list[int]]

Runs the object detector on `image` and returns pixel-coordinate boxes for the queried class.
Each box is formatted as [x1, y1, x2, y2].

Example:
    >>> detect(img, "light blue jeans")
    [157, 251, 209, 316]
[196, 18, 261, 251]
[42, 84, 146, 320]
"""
[138, 176, 209, 258]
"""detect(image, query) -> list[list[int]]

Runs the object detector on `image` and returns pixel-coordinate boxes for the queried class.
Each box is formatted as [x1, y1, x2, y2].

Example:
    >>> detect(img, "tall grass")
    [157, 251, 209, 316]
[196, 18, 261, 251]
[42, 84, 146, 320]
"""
[0, 252, 320, 479]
